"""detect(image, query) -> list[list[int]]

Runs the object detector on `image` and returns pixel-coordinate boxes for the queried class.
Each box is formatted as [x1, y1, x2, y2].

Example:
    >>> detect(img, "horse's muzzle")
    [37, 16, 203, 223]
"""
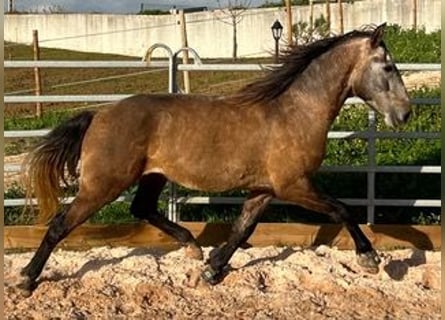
[401, 110, 412, 123]
[385, 109, 411, 128]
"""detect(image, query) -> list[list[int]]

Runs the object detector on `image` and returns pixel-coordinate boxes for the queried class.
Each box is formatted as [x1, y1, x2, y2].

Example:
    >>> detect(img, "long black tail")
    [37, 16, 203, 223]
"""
[22, 111, 96, 223]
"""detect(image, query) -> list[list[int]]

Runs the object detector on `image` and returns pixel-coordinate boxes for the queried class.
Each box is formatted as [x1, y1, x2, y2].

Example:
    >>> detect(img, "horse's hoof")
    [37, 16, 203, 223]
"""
[15, 275, 37, 298]
[185, 243, 204, 261]
[205, 247, 221, 265]
[357, 250, 381, 274]
[200, 266, 222, 285]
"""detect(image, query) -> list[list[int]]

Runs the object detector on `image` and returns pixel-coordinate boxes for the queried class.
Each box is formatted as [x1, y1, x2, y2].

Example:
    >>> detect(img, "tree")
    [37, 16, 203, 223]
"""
[292, 15, 330, 45]
[215, 0, 252, 61]
[258, 0, 309, 7]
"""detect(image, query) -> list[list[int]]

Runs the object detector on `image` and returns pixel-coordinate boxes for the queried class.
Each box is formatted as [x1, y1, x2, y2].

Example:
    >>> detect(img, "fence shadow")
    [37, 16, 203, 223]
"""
[311, 223, 434, 280]
[312, 224, 435, 250]
[195, 223, 233, 247]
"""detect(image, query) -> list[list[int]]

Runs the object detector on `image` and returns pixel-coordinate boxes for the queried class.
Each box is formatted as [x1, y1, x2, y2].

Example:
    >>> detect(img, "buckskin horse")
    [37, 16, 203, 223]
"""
[18, 23, 410, 296]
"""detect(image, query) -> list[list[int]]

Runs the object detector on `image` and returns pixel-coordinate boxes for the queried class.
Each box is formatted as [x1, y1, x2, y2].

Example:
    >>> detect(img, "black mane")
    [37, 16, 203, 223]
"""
[231, 29, 376, 105]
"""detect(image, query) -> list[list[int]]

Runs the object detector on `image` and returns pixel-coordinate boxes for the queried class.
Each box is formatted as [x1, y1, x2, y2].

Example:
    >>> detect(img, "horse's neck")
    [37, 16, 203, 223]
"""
[280, 42, 359, 125]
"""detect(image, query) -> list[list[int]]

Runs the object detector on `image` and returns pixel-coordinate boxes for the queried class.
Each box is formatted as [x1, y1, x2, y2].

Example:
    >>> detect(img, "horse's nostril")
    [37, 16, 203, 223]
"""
[403, 111, 411, 123]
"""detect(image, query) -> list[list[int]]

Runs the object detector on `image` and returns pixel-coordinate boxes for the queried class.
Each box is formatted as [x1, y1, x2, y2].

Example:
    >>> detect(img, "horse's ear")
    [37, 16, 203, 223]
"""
[370, 23, 386, 48]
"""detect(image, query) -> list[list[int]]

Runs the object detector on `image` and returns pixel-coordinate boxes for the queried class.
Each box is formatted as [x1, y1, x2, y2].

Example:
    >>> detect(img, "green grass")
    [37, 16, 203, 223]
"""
[384, 25, 441, 63]
[5, 42, 266, 118]
[4, 109, 77, 130]
[88, 202, 136, 224]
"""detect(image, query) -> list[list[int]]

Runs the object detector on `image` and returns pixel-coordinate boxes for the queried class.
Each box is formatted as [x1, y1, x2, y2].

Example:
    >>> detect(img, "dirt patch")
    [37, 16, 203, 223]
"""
[4, 246, 441, 319]
[402, 71, 440, 90]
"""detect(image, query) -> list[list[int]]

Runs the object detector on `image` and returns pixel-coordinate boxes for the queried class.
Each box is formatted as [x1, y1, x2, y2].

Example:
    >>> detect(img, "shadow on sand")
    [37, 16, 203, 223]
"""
[39, 222, 434, 284]
[311, 223, 434, 280]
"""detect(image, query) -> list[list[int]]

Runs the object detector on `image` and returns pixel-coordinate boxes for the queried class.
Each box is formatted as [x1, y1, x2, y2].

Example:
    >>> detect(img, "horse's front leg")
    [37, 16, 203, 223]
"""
[201, 192, 273, 285]
[276, 179, 381, 273]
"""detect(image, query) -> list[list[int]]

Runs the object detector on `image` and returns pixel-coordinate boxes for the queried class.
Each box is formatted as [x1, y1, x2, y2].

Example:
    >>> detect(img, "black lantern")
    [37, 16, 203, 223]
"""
[271, 20, 283, 63]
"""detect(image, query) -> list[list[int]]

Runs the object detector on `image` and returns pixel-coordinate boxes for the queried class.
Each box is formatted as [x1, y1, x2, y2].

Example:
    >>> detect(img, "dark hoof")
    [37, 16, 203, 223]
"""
[15, 275, 37, 298]
[201, 266, 224, 285]
[204, 247, 221, 266]
[357, 250, 381, 274]
[209, 247, 220, 259]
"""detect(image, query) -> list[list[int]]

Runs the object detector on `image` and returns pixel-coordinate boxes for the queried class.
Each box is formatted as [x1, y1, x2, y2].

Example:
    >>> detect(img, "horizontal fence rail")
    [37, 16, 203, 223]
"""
[4, 60, 441, 71]
[4, 56, 441, 224]
[3, 128, 441, 139]
[4, 164, 441, 175]
[4, 95, 440, 105]
[4, 196, 441, 208]
[4, 60, 170, 68]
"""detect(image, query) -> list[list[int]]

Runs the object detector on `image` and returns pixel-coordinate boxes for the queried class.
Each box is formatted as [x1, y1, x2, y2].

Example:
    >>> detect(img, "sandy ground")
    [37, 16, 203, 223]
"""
[4, 246, 441, 319]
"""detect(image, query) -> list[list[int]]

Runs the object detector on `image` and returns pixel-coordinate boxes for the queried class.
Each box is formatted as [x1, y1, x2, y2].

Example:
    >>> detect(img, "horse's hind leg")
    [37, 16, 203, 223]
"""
[201, 192, 273, 284]
[18, 175, 137, 296]
[130, 173, 203, 260]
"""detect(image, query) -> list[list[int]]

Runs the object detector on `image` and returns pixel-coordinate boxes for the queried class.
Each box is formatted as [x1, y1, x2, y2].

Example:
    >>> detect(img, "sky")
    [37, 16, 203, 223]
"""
[5, 0, 273, 14]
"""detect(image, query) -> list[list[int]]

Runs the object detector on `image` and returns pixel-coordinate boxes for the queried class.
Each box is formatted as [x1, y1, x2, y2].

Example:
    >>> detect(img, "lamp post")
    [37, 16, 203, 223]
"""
[271, 20, 283, 63]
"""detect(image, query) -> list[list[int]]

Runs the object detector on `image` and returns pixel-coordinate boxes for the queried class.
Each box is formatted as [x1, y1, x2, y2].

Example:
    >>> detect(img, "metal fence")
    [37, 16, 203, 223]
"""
[4, 45, 441, 224]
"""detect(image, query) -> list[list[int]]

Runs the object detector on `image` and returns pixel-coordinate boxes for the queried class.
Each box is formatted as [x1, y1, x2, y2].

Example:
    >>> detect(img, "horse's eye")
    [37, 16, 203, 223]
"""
[383, 65, 394, 72]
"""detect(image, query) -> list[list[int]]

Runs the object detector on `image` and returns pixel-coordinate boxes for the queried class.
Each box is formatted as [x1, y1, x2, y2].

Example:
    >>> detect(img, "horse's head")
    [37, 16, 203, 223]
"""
[350, 23, 411, 128]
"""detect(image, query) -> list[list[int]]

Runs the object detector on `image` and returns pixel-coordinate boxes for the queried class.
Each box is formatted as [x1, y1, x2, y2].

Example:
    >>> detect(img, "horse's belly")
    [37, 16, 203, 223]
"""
[145, 163, 268, 192]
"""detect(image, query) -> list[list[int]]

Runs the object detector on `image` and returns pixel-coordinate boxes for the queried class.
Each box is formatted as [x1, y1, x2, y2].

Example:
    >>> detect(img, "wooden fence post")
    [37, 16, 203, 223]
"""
[178, 10, 190, 93]
[33, 30, 43, 118]
[338, 0, 344, 34]
[325, 0, 331, 34]
[285, 0, 293, 45]
[412, 0, 417, 30]
[309, 0, 314, 30]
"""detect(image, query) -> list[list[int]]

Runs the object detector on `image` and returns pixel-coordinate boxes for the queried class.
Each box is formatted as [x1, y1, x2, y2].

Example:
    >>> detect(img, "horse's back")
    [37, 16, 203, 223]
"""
[79, 94, 273, 192]
[137, 95, 273, 191]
